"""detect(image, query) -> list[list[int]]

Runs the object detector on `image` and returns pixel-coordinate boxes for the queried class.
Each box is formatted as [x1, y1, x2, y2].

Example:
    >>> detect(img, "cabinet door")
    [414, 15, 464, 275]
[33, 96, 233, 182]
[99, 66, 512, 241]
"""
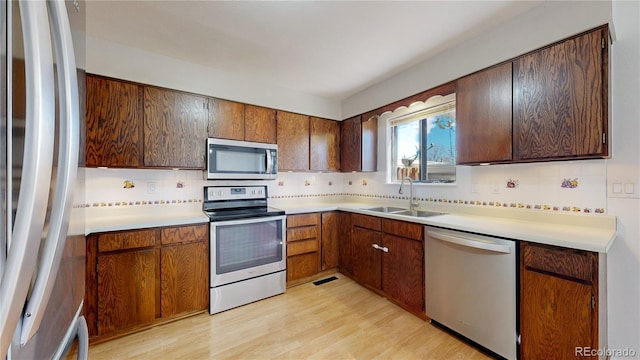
[277, 111, 310, 171]
[457, 62, 513, 164]
[208, 98, 245, 141]
[514, 27, 607, 160]
[340, 115, 362, 172]
[97, 249, 158, 335]
[337, 213, 353, 276]
[320, 212, 339, 271]
[160, 241, 209, 317]
[520, 242, 597, 359]
[310, 117, 340, 172]
[86, 75, 143, 167]
[361, 115, 377, 172]
[381, 233, 424, 314]
[244, 104, 277, 144]
[520, 271, 593, 359]
[144, 87, 208, 168]
[351, 227, 381, 290]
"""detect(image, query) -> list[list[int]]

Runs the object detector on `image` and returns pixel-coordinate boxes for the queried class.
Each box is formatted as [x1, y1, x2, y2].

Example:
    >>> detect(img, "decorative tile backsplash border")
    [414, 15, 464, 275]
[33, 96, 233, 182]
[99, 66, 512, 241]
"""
[83, 162, 608, 215]
[342, 193, 605, 214]
[86, 198, 202, 208]
[78, 192, 606, 214]
[272, 191, 606, 214]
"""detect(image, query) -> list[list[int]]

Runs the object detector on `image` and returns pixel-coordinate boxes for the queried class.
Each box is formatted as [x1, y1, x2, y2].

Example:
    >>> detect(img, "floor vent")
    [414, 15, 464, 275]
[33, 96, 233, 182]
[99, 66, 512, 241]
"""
[313, 276, 338, 286]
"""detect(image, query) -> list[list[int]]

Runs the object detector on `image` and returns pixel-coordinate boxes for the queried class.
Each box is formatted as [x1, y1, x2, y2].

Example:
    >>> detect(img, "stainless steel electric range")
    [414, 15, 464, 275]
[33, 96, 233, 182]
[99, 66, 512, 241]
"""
[203, 186, 286, 314]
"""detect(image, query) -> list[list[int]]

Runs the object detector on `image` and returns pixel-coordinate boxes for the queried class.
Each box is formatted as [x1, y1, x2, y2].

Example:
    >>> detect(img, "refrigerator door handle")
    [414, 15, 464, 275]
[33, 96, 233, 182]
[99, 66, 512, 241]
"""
[0, 0, 55, 357]
[19, 0, 80, 346]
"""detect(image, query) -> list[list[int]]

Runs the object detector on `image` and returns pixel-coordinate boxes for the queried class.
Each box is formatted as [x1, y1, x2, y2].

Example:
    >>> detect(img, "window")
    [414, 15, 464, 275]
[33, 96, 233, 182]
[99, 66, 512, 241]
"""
[388, 94, 456, 183]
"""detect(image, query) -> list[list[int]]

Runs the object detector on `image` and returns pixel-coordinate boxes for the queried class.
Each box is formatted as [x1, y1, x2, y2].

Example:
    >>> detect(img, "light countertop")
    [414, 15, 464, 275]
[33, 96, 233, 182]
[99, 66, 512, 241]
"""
[272, 200, 617, 253]
[85, 203, 209, 234]
[84, 199, 617, 253]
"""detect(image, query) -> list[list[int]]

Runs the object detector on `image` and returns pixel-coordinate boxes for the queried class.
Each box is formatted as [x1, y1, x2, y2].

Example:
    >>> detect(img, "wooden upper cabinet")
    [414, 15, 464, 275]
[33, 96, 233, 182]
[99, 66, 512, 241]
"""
[361, 115, 377, 172]
[340, 114, 377, 172]
[277, 111, 310, 171]
[514, 26, 608, 161]
[456, 62, 513, 164]
[144, 87, 208, 169]
[208, 98, 245, 141]
[310, 117, 340, 172]
[86, 75, 143, 167]
[340, 115, 362, 172]
[244, 104, 277, 144]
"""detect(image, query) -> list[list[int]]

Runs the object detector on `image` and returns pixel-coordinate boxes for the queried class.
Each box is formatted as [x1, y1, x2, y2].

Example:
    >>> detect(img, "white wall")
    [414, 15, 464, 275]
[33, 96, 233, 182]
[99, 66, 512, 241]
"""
[85, 36, 342, 120]
[342, 1, 612, 118]
[606, 0, 640, 358]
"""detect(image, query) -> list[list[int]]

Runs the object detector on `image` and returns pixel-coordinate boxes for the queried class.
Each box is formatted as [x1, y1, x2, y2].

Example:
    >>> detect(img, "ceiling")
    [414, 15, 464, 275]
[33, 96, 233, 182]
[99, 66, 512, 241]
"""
[86, 0, 544, 101]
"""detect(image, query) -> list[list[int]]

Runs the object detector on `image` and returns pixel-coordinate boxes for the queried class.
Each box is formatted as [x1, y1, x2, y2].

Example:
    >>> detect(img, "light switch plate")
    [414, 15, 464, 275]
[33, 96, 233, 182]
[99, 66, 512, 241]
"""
[608, 178, 640, 198]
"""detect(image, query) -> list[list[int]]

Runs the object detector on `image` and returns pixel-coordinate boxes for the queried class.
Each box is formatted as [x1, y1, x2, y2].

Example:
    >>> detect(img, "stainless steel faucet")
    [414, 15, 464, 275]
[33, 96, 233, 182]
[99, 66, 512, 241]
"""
[399, 177, 419, 214]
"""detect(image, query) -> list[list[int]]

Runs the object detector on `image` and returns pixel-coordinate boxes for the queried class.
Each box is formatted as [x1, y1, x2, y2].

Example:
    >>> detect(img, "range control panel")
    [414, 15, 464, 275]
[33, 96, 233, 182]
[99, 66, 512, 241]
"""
[204, 186, 267, 202]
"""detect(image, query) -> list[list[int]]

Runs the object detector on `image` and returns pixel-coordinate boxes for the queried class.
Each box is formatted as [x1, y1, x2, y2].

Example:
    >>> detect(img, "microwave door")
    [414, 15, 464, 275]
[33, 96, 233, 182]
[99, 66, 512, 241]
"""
[207, 140, 277, 180]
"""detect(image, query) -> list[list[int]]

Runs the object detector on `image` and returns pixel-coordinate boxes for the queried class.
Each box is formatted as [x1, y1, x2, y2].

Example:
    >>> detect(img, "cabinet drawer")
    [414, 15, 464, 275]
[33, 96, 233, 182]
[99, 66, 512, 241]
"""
[523, 243, 595, 283]
[351, 214, 381, 231]
[287, 226, 318, 242]
[98, 229, 158, 252]
[287, 252, 319, 282]
[161, 224, 208, 245]
[287, 238, 318, 256]
[382, 219, 423, 241]
[287, 213, 320, 228]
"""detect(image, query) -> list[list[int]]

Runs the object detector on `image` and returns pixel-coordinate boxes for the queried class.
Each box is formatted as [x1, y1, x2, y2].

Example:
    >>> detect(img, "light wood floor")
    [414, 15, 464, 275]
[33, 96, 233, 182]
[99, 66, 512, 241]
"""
[85, 275, 491, 359]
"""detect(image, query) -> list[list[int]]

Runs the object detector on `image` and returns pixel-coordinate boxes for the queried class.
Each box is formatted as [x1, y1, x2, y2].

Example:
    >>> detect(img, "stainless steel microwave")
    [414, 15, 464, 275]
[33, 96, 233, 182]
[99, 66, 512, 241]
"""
[205, 138, 277, 180]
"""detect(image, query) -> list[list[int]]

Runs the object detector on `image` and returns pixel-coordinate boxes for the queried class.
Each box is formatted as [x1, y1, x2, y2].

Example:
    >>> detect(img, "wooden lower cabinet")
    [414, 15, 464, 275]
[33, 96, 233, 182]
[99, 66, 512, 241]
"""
[286, 213, 321, 283]
[520, 242, 598, 359]
[351, 225, 382, 290]
[381, 219, 424, 315]
[96, 247, 158, 335]
[86, 224, 209, 341]
[337, 212, 353, 276]
[320, 212, 340, 270]
[348, 214, 424, 317]
[286, 212, 342, 285]
[160, 225, 209, 317]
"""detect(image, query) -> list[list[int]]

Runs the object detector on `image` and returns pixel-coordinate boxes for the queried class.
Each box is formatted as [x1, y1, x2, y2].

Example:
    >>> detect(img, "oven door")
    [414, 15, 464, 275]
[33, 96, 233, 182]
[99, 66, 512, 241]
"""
[210, 215, 286, 287]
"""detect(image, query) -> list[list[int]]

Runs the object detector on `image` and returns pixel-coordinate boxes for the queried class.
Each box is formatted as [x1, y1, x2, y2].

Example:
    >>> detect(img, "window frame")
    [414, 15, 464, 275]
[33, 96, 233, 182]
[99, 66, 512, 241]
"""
[384, 93, 457, 184]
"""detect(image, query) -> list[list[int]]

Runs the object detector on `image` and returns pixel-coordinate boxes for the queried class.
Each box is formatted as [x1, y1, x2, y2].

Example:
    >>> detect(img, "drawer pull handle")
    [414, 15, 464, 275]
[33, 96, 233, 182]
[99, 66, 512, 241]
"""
[372, 244, 389, 252]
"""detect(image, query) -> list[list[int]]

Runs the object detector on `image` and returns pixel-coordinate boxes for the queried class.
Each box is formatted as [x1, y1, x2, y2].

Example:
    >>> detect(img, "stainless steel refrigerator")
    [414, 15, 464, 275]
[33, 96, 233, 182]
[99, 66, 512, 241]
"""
[0, 0, 87, 359]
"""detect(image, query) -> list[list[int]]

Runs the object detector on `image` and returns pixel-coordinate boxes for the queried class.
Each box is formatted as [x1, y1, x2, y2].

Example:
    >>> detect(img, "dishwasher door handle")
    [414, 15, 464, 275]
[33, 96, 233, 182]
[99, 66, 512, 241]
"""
[428, 230, 512, 254]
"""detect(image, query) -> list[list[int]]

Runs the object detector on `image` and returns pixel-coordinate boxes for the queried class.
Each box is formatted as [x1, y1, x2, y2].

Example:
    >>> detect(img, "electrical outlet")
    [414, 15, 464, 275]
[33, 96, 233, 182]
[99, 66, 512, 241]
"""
[147, 181, 157, 194]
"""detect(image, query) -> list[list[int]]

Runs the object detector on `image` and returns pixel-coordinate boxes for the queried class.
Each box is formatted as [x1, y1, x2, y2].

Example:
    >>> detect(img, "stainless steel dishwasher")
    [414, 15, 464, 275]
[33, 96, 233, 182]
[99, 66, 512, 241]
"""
[424, 227, 517, 360]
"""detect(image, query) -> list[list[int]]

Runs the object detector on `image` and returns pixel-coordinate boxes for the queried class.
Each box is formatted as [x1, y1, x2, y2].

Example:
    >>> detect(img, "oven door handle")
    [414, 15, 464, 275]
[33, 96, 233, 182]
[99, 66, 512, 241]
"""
[211, 214, 286, 227]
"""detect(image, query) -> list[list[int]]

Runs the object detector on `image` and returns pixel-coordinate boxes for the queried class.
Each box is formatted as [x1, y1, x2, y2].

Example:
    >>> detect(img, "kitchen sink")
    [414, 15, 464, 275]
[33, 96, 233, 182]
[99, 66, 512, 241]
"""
[365, 206, 407, 213]
[393, 210, 446, 218]
[364, 206, 445, 218]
